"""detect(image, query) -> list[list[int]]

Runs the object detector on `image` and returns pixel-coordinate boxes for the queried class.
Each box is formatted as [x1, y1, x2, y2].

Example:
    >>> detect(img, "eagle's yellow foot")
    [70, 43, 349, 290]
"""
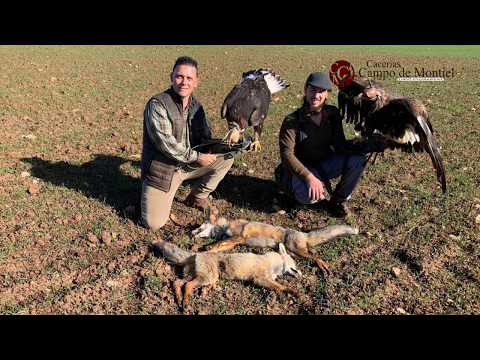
[248, 140, 262, 152]
[224, 128, 241, 146]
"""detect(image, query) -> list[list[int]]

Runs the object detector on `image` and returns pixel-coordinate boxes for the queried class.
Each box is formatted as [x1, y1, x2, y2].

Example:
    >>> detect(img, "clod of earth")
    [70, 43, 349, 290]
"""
[28, 183, 41, 195]
[101, 231, 112, 245]
[391, 267, 402, 277]
[396, 307, 408, 315]
[87, 233, 98, 244]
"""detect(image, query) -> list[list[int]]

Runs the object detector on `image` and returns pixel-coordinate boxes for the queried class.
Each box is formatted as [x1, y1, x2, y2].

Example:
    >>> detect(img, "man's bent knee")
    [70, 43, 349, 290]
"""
[212, 156, 234, 172]
[348, 154, 367, 168]
[140, 181, 176, 232]
[141, 213, 169, 232]
[293, 190, 318, 205]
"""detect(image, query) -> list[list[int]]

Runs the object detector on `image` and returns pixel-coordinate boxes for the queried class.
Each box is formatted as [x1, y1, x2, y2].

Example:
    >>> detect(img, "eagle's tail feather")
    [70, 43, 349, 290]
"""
[243, 68, 290, 94]
[262, 70, 290, 94]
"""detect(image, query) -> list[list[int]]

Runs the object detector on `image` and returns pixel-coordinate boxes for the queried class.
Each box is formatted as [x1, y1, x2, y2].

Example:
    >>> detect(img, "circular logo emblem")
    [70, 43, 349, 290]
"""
[329, 60, 355, 87]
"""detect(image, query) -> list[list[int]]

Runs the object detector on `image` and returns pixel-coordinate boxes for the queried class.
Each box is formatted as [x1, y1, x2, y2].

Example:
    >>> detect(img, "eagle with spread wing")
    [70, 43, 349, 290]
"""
[337, 79, 447, 193]
[221, 69, 290, 151]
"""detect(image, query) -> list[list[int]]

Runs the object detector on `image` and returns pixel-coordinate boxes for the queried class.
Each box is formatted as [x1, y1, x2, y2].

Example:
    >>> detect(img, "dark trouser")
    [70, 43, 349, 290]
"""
[291, 153, 367, 205]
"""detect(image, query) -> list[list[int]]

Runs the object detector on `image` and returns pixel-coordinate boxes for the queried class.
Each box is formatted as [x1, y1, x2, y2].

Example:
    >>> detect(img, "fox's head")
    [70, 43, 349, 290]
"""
[278, 243, 302, 278]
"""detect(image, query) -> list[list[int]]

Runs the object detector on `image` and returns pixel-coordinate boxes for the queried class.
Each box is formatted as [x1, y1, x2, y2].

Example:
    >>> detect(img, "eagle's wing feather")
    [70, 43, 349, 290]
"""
[221, 69, 289, 149]
[221, 84, 243, 119]
[338, 80, 366, 124]
[366, 98, 447, 193]
[415, 113, 447, 193]
[248, 79, 271, 127]
[222, 78, 271, 129]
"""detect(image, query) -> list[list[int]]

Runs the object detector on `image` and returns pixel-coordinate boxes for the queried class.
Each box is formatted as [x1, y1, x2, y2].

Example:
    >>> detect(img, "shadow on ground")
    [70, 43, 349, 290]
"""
[22, 154, 141, 220]
[22, 156, 299, 219]
[213, 173, 297, 213]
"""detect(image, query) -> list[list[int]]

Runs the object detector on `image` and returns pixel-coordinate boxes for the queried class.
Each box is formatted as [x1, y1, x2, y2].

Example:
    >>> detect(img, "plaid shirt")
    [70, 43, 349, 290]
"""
[144, 93, 209, 164]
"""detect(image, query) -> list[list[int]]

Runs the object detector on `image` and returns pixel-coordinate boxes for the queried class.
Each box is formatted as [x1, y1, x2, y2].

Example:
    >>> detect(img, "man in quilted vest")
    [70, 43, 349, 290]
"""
[140, 56, 233, 231]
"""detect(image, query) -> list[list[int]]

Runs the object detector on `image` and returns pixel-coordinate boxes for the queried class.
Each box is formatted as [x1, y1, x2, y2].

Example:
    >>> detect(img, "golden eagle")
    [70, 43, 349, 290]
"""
[338, 79, 447, 193]
[221, 68, 290, 151]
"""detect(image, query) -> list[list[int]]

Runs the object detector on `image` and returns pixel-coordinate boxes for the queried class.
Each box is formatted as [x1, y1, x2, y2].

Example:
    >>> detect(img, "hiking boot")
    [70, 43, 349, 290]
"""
[327, 200, 349, 218]
[185, 193, 211, 211]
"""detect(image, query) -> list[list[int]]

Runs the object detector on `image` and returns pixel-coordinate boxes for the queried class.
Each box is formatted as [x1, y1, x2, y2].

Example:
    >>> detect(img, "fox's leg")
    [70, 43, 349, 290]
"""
[173, 279, 187, 304]
[253, 276, 299, 297]
[183, 279, 200, 307]
[205, 235, 246, 253]
[313, 257, 331, 276]
[289, 246, 331, 276]
[183, 276, 216, 307]
[201, 284, 216, 297]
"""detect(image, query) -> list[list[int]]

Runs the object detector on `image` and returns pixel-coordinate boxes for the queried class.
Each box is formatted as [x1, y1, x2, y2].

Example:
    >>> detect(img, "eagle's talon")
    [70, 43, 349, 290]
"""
[224, 128, 241, 146]
[249, 140, 262, 152]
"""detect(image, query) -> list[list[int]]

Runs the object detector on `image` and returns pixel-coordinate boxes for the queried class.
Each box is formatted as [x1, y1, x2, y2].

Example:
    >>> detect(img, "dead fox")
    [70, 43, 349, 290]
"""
[193, 208, 359, 275]
[154, 240, 301, 308]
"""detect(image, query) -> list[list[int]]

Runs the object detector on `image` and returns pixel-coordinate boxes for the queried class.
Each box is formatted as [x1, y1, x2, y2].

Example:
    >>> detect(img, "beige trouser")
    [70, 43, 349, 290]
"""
[141, 156, 234, 231]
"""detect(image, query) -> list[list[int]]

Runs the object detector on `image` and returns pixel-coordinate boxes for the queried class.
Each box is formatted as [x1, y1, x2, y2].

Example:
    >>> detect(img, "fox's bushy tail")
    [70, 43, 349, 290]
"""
[154, 240, 193, 264]
[307, 225, 359, 247]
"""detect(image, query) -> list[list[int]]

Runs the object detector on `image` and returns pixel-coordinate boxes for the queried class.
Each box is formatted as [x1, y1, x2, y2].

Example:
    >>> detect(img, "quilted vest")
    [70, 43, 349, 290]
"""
[141, 88, 206, 192]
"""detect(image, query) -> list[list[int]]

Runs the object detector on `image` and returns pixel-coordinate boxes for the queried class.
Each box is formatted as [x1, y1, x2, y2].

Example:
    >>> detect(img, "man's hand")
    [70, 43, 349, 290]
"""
[197, 153, 217, 167]
[305, 173, 326, 202]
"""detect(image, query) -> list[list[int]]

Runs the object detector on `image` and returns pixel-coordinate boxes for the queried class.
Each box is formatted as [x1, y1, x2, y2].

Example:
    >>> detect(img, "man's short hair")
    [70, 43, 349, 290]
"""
[172, 56, 198, 73]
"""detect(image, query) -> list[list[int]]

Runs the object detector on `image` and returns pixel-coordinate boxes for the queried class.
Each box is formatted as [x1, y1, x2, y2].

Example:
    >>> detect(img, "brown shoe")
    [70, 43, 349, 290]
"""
[185, 193, 211, 211]
[169, 213, 191, 226]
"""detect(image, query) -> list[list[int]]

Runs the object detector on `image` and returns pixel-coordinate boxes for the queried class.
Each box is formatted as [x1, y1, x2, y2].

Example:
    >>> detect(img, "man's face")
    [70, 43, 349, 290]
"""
[305, 84, 329, 111]
[170, 64, 198, 99]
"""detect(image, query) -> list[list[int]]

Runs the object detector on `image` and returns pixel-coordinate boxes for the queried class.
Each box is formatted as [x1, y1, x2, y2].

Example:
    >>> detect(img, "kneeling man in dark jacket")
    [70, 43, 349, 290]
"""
[277, 72, 389, 218]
